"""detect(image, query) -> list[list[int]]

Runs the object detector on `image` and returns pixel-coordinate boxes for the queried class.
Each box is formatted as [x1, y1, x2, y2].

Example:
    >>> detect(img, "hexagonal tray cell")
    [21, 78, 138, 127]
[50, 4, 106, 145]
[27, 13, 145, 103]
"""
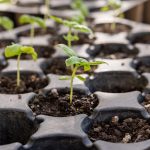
[0, 56, 7, 72]
[127, 32, 150, 44]
[85, 71, 148, 93]
[86, 44, 139, 59]
[29, 88, 99, 117]
[132, 57, 150, 74]
[40, 57, 97, 75]
[0, 109, 38, 146]
[0, 72, 48, 94]
[92, 23, 132, 34]
[17, 26, 57, 37]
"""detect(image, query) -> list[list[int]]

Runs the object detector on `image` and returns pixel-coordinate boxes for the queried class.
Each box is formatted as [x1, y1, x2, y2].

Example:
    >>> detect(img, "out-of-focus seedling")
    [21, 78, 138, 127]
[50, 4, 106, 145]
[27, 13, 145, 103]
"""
[19, 15, 46, 45]
[44, 0, 50, 21]
[5, 43, 37, 87]
[101, 0, 124, 31]
[57, 44, 106, 104]
[50, 16, 92, 47]
[0, 16, 14, 30]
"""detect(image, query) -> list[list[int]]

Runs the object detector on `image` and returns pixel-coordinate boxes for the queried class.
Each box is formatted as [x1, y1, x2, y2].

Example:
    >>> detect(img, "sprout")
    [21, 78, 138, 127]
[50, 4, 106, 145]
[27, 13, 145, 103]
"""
[19, 15, 46, 45]
[101, 0, 124, 31]
[57, 44, 106, 104]
[5, 43, 37, 87]
[0, 16, 14, 30]
[50, 16, 92, 47]
[44, 0, 50, 21]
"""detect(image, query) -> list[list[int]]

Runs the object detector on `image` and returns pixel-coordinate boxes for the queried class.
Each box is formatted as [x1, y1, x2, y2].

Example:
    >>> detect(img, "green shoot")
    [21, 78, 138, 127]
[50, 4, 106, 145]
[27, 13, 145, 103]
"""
[19, 15, 46, 45]
[101, 0, 124, 31]
[0, 0, 17, 4]
[0, 16, 14, 30]
[50, 16, 92, 47]
[44, 0, 50, 21]
[57, 44, 106, 104]
[4, 43, 37, 87]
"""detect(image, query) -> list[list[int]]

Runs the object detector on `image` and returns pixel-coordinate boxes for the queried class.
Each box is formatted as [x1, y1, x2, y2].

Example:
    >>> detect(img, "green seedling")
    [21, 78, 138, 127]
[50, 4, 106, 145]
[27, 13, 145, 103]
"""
[44, 0, 50, 21]
[0, 0, 17, 4]
[101, 0, 124, 31]
[0, 16, 14, 30]
[50, 15, 92, 47]
[57, 44, 106, 104]
[71, 0, 89, 24]
[19, 15, 46, 45]
[4, 43, 37, 87]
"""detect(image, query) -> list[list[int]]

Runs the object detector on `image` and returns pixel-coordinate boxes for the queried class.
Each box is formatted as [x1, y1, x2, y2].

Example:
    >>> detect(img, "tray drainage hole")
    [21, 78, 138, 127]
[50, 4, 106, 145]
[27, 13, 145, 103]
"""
[41, 57, 97, 75]
[0, 72, 49, 94]
[85, 71, 148, 93]
[86, 116, 150, 143]
[0, 110, 38, 145]
[29, 88, 99, 117]
[87, 44, 139, 59]
[132, 57, 150, 73]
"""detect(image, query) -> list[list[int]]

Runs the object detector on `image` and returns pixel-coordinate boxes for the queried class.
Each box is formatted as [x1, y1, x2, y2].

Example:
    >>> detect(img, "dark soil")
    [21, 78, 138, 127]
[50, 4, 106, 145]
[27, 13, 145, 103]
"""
[142, 94, 150, 113]
[29, 88, 98, 117]
[0, 39, 16, 48]
[17, 27, 57, 37]
[129, 33, 150, 44]
[0, 73, 48, 94]
[9, 46, 55, 60]
[93, 23, 131, 34]
[87, 44, 138, 59]
[49, 33, 95, 46]
[88, 117, 150, 143]
[42, 57, 97, 75]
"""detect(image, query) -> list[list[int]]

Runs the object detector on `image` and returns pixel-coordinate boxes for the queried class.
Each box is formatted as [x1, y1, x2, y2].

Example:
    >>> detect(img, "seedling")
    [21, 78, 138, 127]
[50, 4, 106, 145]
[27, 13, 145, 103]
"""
[44, 0, 50, 21]
[57, 44, 106, 104]
[19, 15, 46, 45]
[4, 43, 37, 87]
[101, 0, 124, 31]
[50, 16, 92, 47]
[0, 16, 14, 30]
[71, 0, 89, 24]
[0, 0, 17, 4]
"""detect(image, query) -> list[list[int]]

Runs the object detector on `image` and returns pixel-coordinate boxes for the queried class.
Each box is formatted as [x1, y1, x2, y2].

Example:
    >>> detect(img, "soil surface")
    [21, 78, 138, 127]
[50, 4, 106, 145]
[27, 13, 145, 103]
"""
[0, 73, 48, 94]
[87, 44, 138, 59]
[93, 23, 131, 34]
[88, 116, 150, 143]
[42, 57, 97, 75]
[29, 88, 98, 117]
[17, 27, 57, 37]
[0, 39, 15, 48]
[142, 94, 150, 113]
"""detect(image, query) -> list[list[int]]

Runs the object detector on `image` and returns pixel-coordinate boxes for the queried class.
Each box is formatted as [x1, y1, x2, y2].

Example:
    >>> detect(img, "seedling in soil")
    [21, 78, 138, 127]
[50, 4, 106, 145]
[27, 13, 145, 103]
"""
[71, 0, 89, 24]
[0, 16, 14, 30]
[50, 15, 92, 47]
[4, 43, 37, 87]
[57, 44, 106, 104]
[101, 0, 124, 31]
[19, 15, 46, 45]
[44, 0, 50, 21]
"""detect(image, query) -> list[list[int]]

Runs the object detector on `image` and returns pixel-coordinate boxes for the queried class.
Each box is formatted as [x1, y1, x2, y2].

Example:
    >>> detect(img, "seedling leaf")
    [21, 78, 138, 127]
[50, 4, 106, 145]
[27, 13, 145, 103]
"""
[0, 16, 14, 30]
[76, 75, 86, 81]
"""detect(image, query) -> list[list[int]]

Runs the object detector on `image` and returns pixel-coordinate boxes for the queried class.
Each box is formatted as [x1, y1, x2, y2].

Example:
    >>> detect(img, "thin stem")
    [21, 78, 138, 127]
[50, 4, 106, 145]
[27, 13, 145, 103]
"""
[30, 24, 34, 46]
[70, 65, 78, 104]
[111, 22, 116, 31]
[44, 0, 50, 21]
[68, 27, 72, 48]
[17, 54, 21, 87]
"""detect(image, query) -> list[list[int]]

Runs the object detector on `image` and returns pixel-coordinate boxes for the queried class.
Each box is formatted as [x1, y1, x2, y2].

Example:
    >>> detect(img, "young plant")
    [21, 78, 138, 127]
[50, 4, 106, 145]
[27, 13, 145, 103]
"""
[0, 16, 14, 30]
[19, 15, 46, 45]
[57, 44, 106, 104]
[4, 43, 37, 87]
[44, 0, 50, 21]
[50, 15, 92, 47]
[0, 0, 17, 4]
[101, 0, 124, 31]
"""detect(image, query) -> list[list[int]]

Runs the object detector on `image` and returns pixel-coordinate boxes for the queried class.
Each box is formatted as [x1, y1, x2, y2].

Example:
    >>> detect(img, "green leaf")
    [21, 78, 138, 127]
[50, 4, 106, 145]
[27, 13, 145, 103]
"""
[101, 6, 109, 12]
[0, 0, 11, 3]
[71, 14, 85, 24]
[63, 34, 79, 42]
[59, 76, 70, 80]
[73, 24, 92, 34]
[0, 16, 14, 30]
[56, 44, 77, 57]
[63, 20, 78, 28]
[19, 15, 46, 28]
[83, 64, 91, 71]
[50, 15, 63, 24]
[76, 75, 86, 81]
[88, 61, 107, 66]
